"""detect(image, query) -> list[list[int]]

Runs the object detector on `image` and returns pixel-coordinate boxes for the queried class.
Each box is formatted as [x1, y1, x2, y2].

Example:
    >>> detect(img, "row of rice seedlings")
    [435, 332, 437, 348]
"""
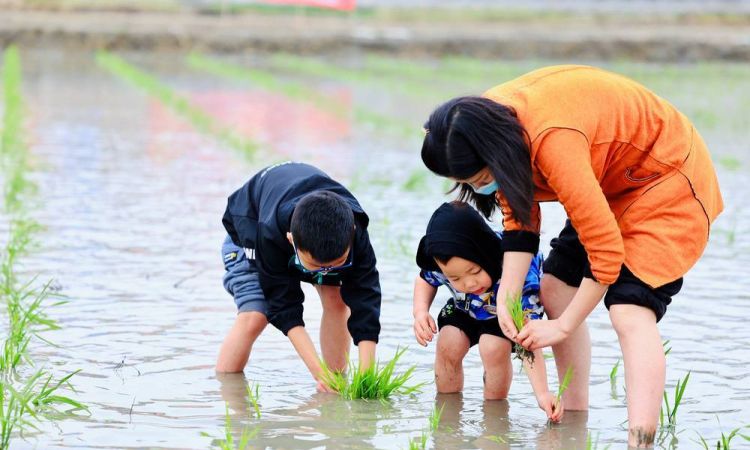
[505, 292, 534, 364]
[318, 347, 423, 400]
[186, 54, 413, 137]
[96, 51, 259, 159]
[1, 45, 87, 448]
[267, 53, 438, 101]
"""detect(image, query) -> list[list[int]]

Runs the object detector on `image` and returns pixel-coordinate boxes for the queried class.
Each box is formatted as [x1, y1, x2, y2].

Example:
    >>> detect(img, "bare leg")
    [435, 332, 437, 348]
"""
[478, 334, 513, 400]
[316, 284, 351, 372]
[216, 311, 268, 372]
[541, 274, 591, 410]
[610, 304, 664, 448]
[434, 326, 470, 393]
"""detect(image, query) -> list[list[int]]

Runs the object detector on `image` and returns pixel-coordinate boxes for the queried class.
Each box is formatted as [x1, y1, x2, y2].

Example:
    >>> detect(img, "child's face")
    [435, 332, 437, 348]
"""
[435, 256, 492, 295]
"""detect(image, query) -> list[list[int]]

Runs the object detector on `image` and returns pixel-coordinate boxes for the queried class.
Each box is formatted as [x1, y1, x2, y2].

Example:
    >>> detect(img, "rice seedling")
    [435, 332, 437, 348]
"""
[407, 431, 428, 450]
[505, 293, 534, 364]
[556, 365, 574, 403]
[585, 432, 611, 450]
[318, 347, 423, 400]
[660, 371, 690, 429]
[718, 156, 742, 171]
[402, 169, 430, 193]
[485, 434, 507, 443]
[246, 382, 260, 419]
[663, 340, 672, 356]
[694, 420, 750, 449]
[96, 52, 258, 159]
[428, 403, 444, 432]
[201, 404, 258, 450]
[609, 358, 620, 398]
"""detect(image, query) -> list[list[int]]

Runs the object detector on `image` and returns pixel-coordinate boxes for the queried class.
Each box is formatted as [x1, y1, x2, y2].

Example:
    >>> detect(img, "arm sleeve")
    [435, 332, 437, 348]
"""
[534, 128, 625, 285]
[340, 230, 381, 344]
[419, 270, 444, 288]
[495, 191, 541, 254]
[256, 242, 306, 335]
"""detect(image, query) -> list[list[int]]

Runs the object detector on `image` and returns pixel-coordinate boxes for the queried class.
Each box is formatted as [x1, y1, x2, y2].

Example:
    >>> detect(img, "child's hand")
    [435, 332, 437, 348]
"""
[413, 312, 437, 346]
[315, 378, 337, 394]
[536, 391, 564, 423]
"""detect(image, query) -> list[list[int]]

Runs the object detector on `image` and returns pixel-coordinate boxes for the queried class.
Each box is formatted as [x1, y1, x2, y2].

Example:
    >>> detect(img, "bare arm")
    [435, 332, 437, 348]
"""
[412, 276, 438, 346]
[497, 251, 534, 339]
[523, 348, 563, 422]
[287, 326, 334, 392]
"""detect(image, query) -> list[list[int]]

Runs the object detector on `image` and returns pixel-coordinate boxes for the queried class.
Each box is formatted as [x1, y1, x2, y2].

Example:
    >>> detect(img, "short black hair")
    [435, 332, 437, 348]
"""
[421, 96, 534, 226]
[290, 191, 355, 263]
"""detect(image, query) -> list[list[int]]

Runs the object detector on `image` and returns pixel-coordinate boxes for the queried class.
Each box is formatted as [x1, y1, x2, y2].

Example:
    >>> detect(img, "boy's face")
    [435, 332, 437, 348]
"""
[436, 256, 492, 295]
[286, 232, 351, 273]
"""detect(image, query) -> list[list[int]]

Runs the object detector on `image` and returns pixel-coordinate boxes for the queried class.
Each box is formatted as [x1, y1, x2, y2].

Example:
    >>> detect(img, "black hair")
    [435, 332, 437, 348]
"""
[421, 96, 534, 226]
[290, 191, 355, 263]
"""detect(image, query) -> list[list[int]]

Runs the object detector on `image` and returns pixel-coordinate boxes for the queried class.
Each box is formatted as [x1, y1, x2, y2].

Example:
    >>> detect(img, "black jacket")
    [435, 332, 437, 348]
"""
[222, 162, 381, 344]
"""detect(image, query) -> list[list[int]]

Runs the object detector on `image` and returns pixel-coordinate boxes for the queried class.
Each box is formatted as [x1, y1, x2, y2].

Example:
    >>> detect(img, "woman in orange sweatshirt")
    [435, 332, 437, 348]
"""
[420, 65, 723, 448]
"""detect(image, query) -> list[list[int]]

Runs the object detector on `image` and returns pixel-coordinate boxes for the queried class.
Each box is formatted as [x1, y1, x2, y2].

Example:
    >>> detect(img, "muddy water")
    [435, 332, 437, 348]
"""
[5, 49, 749, 449]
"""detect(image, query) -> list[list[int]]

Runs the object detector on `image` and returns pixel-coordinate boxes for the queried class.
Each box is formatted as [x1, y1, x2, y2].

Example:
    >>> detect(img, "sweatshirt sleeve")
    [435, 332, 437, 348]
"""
[495, 191, 541, 254]
[256, 241, 306, 335]
[340, 229, 382, 344]
[534, 128, 625, 285]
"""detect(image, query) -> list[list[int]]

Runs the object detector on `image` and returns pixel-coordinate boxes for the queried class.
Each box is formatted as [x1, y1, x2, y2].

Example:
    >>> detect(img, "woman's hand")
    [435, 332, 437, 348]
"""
[413, 312, 437, 346]
[517, 319, 570, 351]
[537, 391, 564, 423]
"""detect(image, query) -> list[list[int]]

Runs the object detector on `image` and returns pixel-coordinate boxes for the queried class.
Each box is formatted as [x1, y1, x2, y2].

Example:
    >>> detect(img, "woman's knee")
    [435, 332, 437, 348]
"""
[609, 304, 657, 338]
[540, 274, 579, 319]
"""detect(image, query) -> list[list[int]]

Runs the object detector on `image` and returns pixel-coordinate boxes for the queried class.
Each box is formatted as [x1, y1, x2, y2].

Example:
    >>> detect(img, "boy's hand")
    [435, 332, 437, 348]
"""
[536, 391, 564, 423]
[413, 312, 437, 346]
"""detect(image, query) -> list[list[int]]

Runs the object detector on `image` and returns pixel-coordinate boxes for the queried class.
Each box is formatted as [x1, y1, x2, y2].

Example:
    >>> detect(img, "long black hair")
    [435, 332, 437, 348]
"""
[421, 96, 534, 226]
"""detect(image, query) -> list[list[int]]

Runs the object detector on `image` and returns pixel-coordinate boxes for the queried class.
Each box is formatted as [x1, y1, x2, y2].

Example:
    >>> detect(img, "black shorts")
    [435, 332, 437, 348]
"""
[436, 299, 511, 347]
[542, 220, 683, 322]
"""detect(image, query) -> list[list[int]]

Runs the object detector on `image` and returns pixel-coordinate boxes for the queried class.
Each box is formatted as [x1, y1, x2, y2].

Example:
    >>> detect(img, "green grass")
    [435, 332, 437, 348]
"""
[246, 383, 260, 420]
[718, 156, 742, 171]
[485, 434, 507, 444]
[319, 347, 423, 400]
[96, 51, 258, 159]
[505, 292, 534, 364]
[663, 339, 672, 356]
[660, 371, 690, 429]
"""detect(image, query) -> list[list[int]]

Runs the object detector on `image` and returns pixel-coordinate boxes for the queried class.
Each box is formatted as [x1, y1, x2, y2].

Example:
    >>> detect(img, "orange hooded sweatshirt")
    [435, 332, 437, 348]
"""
[483, 65, 723, 288]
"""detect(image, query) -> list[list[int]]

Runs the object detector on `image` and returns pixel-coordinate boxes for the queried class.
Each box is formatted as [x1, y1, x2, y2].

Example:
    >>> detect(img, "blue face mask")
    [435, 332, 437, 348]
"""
[470, 180, 499, 196]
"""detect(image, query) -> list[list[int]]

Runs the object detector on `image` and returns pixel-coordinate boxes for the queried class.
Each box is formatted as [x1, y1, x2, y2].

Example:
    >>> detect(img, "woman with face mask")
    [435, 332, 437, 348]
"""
[420, 65, 723, 448]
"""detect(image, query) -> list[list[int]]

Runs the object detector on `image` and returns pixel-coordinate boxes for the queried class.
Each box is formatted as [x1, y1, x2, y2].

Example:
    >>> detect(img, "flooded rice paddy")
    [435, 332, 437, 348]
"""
[2, 48, 749, 448]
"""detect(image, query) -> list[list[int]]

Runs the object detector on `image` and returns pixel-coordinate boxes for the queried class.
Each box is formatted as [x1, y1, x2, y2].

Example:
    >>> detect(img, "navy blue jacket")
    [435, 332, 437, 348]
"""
[222, 162, 381, 344]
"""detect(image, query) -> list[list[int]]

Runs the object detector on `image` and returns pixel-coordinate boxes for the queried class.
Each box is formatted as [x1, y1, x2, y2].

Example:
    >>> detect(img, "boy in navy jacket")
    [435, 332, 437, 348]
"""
[217, 162, 381, 391]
